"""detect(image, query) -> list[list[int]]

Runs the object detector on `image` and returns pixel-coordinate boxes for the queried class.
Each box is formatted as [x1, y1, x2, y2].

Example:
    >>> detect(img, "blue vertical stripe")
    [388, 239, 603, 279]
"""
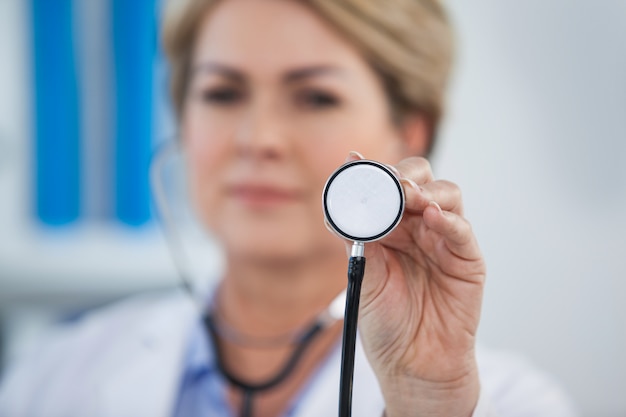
[31, 0, 81, 225]
[112, 0, 157, 226]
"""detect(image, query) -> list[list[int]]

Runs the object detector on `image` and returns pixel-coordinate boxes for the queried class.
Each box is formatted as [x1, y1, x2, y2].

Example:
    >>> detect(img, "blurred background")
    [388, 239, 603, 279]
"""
[0, 0, 624, 416]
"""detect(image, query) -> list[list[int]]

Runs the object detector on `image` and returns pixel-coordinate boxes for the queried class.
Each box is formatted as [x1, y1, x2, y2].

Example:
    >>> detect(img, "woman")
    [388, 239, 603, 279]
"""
[0, 0, 577, 416]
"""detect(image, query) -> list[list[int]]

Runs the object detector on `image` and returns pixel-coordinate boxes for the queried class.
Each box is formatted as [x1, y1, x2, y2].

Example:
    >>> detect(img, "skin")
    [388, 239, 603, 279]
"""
[181, 0, 486, 416]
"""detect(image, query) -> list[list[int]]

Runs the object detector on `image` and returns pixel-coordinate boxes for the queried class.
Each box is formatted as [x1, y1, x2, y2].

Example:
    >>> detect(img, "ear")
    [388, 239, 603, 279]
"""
[398, 114, 430, 157]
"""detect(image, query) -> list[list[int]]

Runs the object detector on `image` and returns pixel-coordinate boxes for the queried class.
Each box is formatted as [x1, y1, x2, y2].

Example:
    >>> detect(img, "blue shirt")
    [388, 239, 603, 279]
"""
[172, 318, 332, 417]
[172, 317, 232, 416]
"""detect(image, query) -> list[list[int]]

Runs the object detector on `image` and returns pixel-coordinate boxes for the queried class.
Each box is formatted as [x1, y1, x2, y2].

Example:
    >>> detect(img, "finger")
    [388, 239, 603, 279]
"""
[400, 179, 462, 218]
[423, 202, 482, 262]
[400, 177, 428, 214]
[324, 218, 354, 258]
[324, 218, 339, 237]
[393, 156, 434, 185]
[420, 180, 463, 215]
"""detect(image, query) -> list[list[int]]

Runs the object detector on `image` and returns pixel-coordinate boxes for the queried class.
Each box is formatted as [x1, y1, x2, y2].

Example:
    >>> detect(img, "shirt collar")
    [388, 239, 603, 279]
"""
[184, 315, 218, 377]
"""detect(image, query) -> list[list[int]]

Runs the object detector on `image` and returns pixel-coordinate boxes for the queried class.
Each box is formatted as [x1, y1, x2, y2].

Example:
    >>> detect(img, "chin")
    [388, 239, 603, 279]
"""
[217, 222, 310, 260]
[220, 227, 343, 265]
[225, 238, 313, 264]
[204, 205, 345, 263]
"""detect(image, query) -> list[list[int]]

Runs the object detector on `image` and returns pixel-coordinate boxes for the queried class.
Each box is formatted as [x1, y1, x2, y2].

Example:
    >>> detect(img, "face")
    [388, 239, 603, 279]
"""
[182, 0, 425, 262]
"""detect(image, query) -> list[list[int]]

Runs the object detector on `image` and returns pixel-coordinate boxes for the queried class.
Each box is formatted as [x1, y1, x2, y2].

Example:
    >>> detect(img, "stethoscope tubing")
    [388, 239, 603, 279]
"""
[339, 255, 367, 417]
[152, 144, 402, 417]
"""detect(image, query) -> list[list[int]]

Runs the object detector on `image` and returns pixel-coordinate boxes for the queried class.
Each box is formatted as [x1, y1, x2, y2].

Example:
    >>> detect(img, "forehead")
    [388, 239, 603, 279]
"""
[192, 0, 364, 74]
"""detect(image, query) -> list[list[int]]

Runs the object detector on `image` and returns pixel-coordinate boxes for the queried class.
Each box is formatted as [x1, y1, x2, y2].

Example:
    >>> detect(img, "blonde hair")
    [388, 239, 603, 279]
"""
[161, 0, 455, 152]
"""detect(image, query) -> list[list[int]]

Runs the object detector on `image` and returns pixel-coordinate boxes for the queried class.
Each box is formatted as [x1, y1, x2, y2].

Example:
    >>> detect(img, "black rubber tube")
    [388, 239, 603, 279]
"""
[241, 389, 253, 417]
[338, 256, 366, 417]
[204, 312, 323, 417]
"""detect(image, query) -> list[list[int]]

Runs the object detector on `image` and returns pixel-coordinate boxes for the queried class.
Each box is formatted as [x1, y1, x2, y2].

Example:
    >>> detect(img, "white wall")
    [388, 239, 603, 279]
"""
[438, 1, 626, 416]
[0, 0, 625, 416]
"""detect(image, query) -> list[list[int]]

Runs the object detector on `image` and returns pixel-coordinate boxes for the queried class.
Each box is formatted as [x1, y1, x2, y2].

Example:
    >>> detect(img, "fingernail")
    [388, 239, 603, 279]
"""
[348, 151, 364, 160]
[385, 164, 403, 179]
[401, 178, 422, 192]
[429, 200, 443, 214]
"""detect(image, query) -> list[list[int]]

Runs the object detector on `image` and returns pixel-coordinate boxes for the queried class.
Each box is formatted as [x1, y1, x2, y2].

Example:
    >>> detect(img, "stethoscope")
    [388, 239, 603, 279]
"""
[203, 290, 346, 417]
[151, 145, 405, 417]
[323, 159, 405, 417]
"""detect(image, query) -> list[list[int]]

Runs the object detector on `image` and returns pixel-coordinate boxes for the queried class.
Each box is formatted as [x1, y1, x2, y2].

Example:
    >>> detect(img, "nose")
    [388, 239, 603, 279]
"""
[234, 101, 288, 160]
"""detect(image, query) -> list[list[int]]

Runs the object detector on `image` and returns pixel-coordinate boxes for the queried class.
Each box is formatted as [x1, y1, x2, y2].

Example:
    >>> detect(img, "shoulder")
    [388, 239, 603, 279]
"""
[0, 289, 198, 417]
[28, 288, 195, 358]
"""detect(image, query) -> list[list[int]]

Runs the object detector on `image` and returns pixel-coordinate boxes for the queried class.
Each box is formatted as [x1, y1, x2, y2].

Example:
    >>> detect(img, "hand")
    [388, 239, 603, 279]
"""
[345, 154, 486, 417]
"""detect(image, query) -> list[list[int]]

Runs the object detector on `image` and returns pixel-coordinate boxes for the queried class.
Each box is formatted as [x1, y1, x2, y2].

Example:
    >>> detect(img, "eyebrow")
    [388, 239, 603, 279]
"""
[192, 62, 244, 82]
[191, 61, 344, 83]
[283, 65, 344, 82]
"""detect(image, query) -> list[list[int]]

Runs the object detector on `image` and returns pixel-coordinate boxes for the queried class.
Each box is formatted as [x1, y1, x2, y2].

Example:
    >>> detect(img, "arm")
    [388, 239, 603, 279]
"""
[344, 154, 485, 417]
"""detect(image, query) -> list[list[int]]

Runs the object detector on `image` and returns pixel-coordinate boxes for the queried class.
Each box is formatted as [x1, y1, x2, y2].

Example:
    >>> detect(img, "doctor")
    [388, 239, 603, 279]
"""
[0, 0, 577, 416]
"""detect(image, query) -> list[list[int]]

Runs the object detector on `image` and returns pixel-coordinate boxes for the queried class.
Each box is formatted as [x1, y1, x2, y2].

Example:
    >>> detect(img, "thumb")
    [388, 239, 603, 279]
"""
[345, 150, 365, 163]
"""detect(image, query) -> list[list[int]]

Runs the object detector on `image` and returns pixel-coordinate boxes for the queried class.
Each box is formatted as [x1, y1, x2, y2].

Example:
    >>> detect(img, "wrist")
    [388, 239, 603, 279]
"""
[380, 367, 480, 417]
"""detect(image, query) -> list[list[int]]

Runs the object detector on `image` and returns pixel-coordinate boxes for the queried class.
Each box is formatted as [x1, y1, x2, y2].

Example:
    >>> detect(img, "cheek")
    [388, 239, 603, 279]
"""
[183, 117, 233, 226]
[183, 106, 235, 175]
[303, 120, 404, 184]
[186, 148, 218, 231]
[186, 136, 219, 199]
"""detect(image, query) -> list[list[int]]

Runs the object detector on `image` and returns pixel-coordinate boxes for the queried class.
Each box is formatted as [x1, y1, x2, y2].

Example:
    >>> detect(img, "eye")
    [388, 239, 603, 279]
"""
[199, 87, 244, 105]
[296, 89, 340, 110]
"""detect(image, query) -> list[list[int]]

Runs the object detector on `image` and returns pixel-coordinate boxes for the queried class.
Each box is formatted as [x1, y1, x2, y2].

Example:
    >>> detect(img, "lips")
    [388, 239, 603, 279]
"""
[228, 183, 303, 207]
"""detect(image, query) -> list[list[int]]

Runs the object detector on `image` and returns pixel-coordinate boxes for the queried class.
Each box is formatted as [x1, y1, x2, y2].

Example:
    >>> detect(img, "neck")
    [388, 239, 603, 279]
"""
[216, 251, 347, 338]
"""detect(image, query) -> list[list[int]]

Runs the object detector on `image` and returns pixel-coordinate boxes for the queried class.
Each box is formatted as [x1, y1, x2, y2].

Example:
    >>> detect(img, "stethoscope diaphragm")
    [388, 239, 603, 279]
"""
[323, 160, 405, 242]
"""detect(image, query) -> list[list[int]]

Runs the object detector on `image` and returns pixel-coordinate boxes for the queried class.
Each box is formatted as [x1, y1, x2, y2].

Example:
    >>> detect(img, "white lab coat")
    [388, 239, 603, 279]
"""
[0, 289, 577, 417]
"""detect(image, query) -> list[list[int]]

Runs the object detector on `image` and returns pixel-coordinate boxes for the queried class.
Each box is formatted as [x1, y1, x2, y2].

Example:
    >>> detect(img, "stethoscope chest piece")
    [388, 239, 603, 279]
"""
[323, 159, 405, 417]
[323, 160, 404, 242]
